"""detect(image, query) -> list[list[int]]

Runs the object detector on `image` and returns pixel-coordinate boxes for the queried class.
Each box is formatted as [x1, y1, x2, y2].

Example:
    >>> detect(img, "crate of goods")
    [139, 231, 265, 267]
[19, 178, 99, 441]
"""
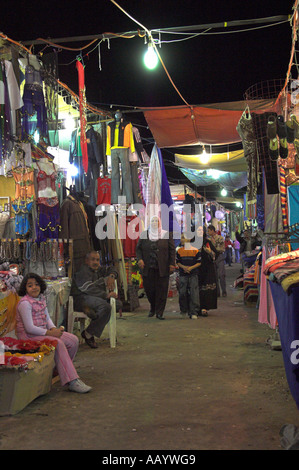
[0, 337, 56, 416]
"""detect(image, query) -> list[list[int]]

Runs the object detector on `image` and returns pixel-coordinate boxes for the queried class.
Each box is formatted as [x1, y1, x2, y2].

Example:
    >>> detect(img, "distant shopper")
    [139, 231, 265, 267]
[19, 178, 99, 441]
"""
[136, 215, 176, 320]
[16, 273, 91, 394]
[207, 224, 227, 297]
[197, 225, 218, 316]
[224, 235, 233, 266]
[233, 239, 240, 262]
[235, 226, 259, 255]
[176, 233, 201, 319]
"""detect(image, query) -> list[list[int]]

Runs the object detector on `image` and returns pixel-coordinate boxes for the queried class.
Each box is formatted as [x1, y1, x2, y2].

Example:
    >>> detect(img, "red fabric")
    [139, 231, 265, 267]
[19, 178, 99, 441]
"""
[142, 99, 281, 148]
[97, 177, 111, 205]
[76, 60, 88, 173]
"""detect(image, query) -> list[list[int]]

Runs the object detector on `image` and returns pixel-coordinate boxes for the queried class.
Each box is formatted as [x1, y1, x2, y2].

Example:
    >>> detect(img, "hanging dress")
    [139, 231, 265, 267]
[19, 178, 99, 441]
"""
[236, 107, 259, 207]
[35, 161, 60, 241]
[21, 59, 48, 142]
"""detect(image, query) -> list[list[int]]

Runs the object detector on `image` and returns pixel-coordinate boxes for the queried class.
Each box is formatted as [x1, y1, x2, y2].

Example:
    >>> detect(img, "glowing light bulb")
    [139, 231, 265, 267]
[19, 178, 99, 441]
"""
[199, 151, 210, 164]
[221, 188, 227, 197]
[144, 43, 158, 70]
[33, 129, 40, 144]
[64, 113, 75, 131]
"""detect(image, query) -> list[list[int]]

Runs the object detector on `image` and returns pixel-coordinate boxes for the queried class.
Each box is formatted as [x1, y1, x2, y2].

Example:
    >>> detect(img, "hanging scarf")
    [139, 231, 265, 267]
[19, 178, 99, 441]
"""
[76, 60, 88, 173]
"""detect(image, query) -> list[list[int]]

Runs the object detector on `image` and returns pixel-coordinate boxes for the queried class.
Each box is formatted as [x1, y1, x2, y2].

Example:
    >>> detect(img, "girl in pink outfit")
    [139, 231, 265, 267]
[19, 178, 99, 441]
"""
[16, 273, 91, 394]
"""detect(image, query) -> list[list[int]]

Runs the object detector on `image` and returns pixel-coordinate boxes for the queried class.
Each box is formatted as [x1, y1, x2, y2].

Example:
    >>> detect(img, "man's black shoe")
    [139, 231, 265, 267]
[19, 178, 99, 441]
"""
[156, 315, 165, 320]
[82, 330, 98, 348]
[148, 311, 155, 317]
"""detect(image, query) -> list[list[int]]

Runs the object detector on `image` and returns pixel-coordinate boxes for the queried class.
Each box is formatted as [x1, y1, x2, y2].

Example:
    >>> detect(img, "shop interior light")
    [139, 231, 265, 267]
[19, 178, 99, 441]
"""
[33, 129, 40, 144]
[68, 164, 78, 177]
[64, 112, 75, 131]
[221, 188, 228, 197]
[144, 41, 158, 70]
[199, 146, 210, 165]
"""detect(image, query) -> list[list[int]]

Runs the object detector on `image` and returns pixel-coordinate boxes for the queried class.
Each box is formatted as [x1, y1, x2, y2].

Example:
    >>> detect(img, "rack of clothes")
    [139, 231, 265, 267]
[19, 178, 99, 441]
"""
[261, 237, 299, 410]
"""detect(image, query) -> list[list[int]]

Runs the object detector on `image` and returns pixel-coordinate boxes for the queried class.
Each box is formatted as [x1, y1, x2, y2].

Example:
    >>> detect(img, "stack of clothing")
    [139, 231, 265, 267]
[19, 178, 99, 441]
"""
[264, 249, 299, 294]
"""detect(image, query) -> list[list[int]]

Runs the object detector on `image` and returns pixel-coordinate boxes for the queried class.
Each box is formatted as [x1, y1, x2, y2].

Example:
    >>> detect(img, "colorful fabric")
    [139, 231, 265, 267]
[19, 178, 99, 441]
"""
[264, 249, 299, 275]
[288, 186, 299, 251]
[258, 246, 277, 329]
[76, 60, 88, 173]
[281, 272, 299, 294]
[243, 264, 259, 304]
[97, 177, 111, 205]
[36, 200, 60, 242]
[279, 165, 288, 234]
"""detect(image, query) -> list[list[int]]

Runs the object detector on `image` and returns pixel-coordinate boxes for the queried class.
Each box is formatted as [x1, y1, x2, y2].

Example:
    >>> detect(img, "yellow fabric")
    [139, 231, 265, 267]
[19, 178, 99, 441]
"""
[106, 122, 135, 156]
[174, 149, 247, 172]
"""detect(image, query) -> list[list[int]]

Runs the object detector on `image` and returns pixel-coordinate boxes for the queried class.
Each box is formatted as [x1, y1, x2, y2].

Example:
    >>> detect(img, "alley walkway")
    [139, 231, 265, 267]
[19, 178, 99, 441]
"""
[0, 263, 298, 450]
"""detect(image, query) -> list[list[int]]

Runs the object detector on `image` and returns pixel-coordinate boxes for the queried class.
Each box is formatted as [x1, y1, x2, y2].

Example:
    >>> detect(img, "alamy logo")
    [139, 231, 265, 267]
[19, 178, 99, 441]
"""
[290, 340, 299, 365]
[291, 80, 299, 105]
[0, 340, 4, 365]
[95, 199, 204, 249]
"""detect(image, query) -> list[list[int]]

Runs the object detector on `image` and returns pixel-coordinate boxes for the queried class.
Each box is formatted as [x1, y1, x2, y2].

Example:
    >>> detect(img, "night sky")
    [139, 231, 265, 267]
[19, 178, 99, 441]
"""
[1, 0, 296, 190]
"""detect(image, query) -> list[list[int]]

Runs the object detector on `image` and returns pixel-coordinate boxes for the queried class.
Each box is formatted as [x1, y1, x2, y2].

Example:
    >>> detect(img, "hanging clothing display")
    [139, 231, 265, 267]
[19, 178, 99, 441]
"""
[12, 167, 35, 200]
[60, 195, 92, 273]
[21, 59, 48, 142]
[0, 60, 23, 137]
[76, 60, 88, 174]
[97, 176, 111, 205]
[258, 246, 277, 329]
[107, 119, 135, 204]
[236, 107, 259, 205]
[34, 160, 60, 242]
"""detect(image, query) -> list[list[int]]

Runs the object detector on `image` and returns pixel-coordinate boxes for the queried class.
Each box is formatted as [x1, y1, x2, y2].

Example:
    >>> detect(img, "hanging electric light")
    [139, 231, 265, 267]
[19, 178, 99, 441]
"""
[199, 146, 210, 164]
[144, 37, 158, 70]
[221, 188, 227, 197]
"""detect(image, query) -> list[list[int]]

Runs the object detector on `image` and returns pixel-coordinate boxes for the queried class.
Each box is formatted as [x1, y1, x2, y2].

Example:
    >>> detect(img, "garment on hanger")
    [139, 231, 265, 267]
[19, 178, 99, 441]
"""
[60, 195, 92, 273]
[129, 127, 150, 163]
[236, 106, 259, 205]
[76, 60, 88, 173]
[35, 197, 60, 242]
[97, 176, 111, 205]
[13, 167, 35, 200]
[0, 61, 13, 161]
[0, 60, 23, 136]
[11, 198, 34, 237]
[107, 119, 135, 204]
[36, 160, 57, 198]
[21, 57, 48, 142]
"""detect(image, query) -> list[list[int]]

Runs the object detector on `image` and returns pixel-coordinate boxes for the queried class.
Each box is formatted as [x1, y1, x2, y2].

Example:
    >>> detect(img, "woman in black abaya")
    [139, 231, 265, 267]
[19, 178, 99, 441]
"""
[197, 226, 218, 316]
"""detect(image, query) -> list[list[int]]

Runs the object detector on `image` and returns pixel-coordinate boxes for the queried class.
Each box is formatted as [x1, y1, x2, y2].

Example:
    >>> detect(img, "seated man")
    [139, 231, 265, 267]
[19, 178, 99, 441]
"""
[71, 251, 122, 348]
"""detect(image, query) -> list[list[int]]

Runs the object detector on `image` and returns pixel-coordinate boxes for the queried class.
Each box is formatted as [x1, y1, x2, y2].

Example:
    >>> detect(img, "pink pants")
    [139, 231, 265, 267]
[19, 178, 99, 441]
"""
[18, 331, 79, 386]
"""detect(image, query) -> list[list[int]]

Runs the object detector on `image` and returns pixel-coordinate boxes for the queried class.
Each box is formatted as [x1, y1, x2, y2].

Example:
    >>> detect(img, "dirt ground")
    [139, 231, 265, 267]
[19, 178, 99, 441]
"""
[0, 263, 298, 451]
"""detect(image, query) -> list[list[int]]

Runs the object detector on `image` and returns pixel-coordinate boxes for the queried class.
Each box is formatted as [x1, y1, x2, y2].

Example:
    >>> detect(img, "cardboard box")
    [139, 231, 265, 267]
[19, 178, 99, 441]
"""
[0, 351, 54, 416]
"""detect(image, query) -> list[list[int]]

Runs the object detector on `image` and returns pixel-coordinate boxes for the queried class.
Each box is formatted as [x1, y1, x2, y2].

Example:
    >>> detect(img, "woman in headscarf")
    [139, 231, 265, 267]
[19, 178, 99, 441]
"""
[136, 215, 176, 320]
[197, 225, 218, 316]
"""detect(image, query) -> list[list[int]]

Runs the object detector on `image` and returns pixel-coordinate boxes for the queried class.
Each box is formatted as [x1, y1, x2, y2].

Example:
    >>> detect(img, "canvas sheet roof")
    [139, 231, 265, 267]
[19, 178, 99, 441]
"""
[180, 168, 248, 191]
[141, 98, 280, 148]
[174, 149, 246, 172]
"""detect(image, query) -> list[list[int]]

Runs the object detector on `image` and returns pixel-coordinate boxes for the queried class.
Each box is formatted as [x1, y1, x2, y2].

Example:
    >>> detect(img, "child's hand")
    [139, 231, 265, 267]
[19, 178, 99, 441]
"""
[46, 328, 63, 338]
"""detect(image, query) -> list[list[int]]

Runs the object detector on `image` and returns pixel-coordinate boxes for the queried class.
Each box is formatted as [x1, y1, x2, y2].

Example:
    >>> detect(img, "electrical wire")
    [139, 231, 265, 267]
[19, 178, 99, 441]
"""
[109, 0, 192, 108]
[276, 0, 299, 101]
